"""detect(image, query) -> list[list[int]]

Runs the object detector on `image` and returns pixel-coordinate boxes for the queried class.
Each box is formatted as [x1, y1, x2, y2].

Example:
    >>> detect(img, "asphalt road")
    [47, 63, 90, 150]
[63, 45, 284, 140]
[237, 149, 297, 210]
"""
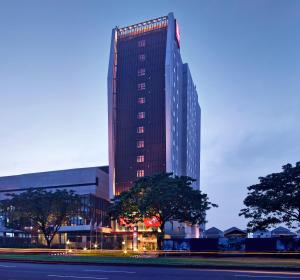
[1, 262, 300, 280]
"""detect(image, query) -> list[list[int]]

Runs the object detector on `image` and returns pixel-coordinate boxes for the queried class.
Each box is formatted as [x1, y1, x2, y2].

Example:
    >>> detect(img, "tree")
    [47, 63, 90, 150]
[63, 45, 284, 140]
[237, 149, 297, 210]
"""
[110, 173, 217, 249]
[0, 188, 81, 247]
[240, 162, 300, 230]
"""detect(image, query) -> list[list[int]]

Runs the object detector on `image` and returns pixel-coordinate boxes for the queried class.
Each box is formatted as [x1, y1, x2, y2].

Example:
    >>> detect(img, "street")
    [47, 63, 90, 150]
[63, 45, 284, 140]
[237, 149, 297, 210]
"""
[1, 262, 300, 280]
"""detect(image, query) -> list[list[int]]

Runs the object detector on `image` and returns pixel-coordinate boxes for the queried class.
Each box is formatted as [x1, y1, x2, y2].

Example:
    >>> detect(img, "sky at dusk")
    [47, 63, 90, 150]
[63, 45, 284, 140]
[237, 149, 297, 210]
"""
[0, 0, 299, 230]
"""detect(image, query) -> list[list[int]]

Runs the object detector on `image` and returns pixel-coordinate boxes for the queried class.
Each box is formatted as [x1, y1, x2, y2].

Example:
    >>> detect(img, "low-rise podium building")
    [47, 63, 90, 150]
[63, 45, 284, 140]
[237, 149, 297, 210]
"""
[0, 166, 111, 247]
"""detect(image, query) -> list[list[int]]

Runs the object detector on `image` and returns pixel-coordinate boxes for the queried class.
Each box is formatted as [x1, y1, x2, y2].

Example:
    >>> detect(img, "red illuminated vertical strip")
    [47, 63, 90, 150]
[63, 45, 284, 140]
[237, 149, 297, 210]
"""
[175, 20, 180, 48]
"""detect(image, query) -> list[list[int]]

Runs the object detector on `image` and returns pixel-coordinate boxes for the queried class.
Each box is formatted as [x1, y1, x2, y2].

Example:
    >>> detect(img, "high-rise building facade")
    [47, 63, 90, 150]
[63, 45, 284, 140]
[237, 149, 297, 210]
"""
[108, 13, 200, 197]
[182, 64, 201, 189]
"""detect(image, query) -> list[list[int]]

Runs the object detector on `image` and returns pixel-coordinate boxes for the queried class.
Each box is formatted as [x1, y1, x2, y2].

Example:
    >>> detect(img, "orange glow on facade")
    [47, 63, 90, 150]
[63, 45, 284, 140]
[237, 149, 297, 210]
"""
[143, 215, 161, 228]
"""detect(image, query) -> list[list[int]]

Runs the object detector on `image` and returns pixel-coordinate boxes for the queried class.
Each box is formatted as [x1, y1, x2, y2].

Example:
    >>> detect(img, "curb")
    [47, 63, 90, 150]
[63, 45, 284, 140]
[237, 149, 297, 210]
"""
[0, 258, 300, 272]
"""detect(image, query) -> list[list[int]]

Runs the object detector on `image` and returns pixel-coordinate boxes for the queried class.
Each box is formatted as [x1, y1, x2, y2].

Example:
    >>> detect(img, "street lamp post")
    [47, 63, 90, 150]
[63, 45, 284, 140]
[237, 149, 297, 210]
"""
[122, 240, 127, 254]
[66, 239, 70, 254]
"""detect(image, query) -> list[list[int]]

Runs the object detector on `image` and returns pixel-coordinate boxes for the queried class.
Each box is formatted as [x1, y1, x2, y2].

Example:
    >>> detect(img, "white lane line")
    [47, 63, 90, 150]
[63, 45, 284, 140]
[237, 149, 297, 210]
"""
[84, 269, 136, 274]
[48, 275, 108, 279]
[0, 265, 17, 268]
[189, 269, 300, 276]
[235, 275, 300, 279]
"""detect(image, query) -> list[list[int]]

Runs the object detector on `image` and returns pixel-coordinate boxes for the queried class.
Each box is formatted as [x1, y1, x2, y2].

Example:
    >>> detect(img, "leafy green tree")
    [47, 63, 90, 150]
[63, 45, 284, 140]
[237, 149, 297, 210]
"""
[110, 173, 217, 248]
[240, 162, 300, 230]
[0, 188, 81, 247]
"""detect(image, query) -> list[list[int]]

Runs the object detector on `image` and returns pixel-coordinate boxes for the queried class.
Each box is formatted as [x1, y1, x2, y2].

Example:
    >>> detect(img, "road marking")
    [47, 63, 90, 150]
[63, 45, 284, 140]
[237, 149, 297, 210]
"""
[189, 269, 300, 276]
[235, 275, 300, 279]
[0, 265, 16, 268]
[48, 275, 108, 279]
[84, 269, 136, 274]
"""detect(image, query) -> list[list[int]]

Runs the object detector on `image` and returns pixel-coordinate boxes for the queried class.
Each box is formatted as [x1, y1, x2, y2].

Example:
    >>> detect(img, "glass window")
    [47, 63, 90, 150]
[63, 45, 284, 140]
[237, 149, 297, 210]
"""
[138, 40, 146, 47]
[139, 54, 146, 61]
[137, 170, 144, 177]
[138, 68, 145, 76]
[137, 140, 144, 148]
[137, 112, 145, 119]
[137, 155, 144, 163]
[138, 82, 146, 91]
[137, 126, 144, 134]
[138, 97, 145, 104]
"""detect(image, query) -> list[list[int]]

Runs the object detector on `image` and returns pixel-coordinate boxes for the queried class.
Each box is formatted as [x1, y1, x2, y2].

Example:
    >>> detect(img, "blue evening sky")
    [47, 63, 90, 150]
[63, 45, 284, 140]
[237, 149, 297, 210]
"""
[0, 0, 299, 230]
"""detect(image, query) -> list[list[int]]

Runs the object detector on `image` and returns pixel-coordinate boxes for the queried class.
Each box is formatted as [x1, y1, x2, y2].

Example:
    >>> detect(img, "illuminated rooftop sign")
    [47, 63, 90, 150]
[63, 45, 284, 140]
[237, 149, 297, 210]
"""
[117, 16, 168, 39]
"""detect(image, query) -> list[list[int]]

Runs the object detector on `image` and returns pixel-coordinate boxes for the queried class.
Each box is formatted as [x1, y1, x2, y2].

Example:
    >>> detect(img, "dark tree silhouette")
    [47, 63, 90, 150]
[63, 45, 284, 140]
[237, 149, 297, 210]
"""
[110, 173, 217, 248]
[240, 162, 300, 230]
[1, 188, 81, 247]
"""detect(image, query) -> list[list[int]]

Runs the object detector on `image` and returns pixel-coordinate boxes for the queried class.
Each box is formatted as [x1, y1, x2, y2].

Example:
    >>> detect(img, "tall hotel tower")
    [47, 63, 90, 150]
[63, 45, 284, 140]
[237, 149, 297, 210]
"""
[108, 13, 200, 198]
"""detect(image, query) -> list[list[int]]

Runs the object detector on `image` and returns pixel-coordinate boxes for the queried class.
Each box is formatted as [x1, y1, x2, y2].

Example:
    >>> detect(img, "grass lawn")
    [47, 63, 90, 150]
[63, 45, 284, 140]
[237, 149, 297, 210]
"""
[0, 253, 300, 269]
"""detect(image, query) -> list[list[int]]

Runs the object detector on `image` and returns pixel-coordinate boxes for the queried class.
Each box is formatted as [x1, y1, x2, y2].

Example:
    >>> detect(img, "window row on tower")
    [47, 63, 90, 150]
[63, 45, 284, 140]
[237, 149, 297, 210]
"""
[136, 40, 146, 179]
